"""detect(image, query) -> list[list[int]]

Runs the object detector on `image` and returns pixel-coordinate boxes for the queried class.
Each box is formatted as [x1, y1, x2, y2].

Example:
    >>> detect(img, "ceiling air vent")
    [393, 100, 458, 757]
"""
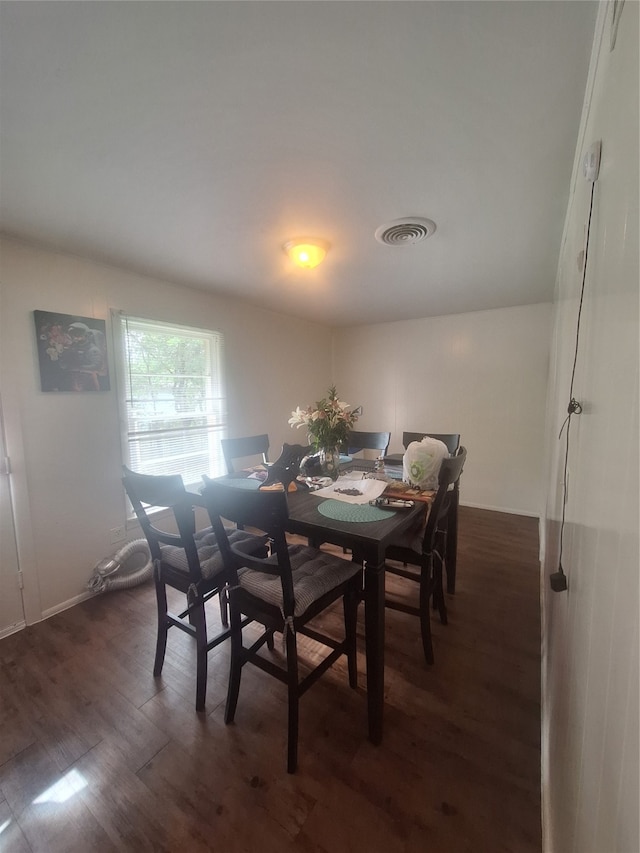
[374, 217, 437, 246]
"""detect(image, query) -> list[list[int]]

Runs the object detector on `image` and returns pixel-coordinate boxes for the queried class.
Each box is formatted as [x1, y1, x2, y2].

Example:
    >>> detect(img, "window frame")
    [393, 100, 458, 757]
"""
[112, 310, 227, 510]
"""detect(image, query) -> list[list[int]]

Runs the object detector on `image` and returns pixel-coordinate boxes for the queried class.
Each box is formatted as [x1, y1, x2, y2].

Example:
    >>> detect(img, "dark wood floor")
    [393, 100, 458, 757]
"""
[0, 507, 541, 852]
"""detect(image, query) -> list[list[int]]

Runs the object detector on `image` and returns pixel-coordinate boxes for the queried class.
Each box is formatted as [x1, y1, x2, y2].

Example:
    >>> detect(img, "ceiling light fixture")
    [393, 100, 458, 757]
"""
[283, 238, 329, 269]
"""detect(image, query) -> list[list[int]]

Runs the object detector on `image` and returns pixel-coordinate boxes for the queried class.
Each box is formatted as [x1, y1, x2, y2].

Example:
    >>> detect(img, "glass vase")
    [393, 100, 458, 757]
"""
[319, 446, 340, 481]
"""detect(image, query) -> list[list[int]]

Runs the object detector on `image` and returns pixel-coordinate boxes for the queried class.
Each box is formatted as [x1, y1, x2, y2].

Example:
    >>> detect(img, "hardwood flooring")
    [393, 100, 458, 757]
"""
[0, 507, 541, 852]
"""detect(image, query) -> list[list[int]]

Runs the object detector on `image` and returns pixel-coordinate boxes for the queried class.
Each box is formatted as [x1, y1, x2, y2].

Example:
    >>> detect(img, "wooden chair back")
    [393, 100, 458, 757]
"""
[122, 466, 203, 583]
[421, 447, 466, 554]
[221, 433, 270, 474]
[201, 479, 294, 612]
[343, 430, 391, 456]
[402, 432, 460, 455]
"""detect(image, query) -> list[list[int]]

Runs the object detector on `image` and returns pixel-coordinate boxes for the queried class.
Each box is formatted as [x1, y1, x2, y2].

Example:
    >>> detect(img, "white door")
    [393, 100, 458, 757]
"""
[0, 397, 25, 637]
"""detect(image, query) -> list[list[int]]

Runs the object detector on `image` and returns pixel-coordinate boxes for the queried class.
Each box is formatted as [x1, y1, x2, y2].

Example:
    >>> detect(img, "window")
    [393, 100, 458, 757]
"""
[114, 312, 226, 490]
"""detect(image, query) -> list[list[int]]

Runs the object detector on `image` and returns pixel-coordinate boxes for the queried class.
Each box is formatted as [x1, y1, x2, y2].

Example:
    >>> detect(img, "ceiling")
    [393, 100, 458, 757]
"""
[0, 1, 597, 327]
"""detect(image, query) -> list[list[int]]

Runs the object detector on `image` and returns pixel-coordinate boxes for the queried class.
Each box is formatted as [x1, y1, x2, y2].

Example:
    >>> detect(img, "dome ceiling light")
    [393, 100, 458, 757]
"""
[283, 238, 329, 269]
[374, 217, 437, 246]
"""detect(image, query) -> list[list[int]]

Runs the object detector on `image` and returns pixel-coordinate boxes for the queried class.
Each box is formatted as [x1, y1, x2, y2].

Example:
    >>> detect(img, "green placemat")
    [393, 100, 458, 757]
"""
[226, 477, 262, 490]
[317, 499, 393, 523]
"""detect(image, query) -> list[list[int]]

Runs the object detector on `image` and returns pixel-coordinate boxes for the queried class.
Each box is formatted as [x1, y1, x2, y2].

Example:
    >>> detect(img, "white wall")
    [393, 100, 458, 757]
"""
[0, 236, 554, 626]
[0, 237, 333, 623]
[541, 3, 639, 852]
[333, 303, 552, 516]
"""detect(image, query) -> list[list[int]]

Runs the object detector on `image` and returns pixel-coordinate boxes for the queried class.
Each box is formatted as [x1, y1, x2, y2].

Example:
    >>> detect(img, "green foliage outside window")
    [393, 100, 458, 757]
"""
[119, 315, 225, 486]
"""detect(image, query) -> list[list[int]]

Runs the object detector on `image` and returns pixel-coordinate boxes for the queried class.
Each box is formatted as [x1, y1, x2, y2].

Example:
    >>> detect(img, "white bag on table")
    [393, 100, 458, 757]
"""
[403, 437, 449, 489]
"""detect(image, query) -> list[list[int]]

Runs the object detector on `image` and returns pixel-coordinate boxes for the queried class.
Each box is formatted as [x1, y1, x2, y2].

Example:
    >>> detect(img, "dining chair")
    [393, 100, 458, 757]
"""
[221, 434, 270, 474]
[121, 466, 267, 711]
[384, 432, 460, 464]
[342, 430, 391, 458]
[385, 432, 462, 592]
[384, 446, 467, 664]
[402, 432, 460, 455]
[406, 434, 461, 592]
[200, 477, 363, 773]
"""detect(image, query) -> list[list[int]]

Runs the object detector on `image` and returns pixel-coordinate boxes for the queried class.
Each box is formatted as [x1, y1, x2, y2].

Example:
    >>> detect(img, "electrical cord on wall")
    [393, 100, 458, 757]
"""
[550, 178, 597, 593]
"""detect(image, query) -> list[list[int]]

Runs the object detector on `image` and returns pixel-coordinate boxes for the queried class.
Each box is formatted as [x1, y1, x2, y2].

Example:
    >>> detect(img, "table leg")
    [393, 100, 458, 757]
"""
[446, 487, 459, 594]
[364, 556, 385, 745]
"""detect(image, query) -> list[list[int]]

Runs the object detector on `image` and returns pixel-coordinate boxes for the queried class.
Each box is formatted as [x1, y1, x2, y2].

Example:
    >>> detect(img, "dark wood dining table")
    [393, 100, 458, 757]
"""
[210, 459, 431, 745]
[284, 465, 426, 745]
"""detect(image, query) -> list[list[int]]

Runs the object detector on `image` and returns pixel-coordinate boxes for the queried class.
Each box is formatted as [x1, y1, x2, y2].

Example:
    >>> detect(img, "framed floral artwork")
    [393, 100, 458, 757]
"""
[34, 310, 110, 392]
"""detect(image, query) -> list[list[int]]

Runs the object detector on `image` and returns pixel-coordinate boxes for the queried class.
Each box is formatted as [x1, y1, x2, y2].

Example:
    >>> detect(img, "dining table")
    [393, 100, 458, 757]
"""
[213, 458, 433, 745]
[288, 491, 425, 744]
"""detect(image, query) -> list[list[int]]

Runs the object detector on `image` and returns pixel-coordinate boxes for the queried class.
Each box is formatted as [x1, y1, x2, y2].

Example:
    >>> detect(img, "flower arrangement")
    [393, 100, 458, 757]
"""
[289, 386, 360, 451]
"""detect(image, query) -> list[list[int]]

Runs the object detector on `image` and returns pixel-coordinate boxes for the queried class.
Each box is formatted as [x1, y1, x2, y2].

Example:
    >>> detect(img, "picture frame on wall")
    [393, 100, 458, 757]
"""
[34, 310, 110, 392]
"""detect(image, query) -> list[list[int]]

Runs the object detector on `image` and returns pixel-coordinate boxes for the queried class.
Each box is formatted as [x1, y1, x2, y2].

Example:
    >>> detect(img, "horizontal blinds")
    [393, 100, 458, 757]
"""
[120, 315, 226, 487]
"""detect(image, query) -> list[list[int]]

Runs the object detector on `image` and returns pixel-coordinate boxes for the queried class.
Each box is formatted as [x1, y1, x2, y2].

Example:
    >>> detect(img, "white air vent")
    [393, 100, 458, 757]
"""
[374, 217, 437, 246]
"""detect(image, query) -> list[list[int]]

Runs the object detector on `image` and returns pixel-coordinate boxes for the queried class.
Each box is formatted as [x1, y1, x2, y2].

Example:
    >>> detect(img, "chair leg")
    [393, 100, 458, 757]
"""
[285, 625, 299, 773]
[433, 550, 448, 626]
[219, 585, 229, 628]
[343, 585, 359, 689]
[419, 560, 435, 665]
[224, 606, 243, 724]
[433, 530, 448, 625]
[192, 599, 208, 712]
[153, 579, 169, 677]
[446, 490, 459, 594]
[266, 630, 275, 651]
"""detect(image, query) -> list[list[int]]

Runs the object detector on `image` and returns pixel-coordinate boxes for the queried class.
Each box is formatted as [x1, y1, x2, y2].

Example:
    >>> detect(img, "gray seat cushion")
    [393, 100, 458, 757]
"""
[237, 543, 361, 617]
[160, 526, 260, 581]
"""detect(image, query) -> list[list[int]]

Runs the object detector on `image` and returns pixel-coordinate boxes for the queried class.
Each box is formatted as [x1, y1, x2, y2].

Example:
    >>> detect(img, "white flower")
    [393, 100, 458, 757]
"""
[288, 386, 359, 449]
[288, 407, 306, 427]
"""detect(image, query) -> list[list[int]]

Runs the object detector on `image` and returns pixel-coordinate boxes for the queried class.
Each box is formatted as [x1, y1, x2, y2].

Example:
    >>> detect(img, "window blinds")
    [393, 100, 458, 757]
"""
[117, 313, 226, 488]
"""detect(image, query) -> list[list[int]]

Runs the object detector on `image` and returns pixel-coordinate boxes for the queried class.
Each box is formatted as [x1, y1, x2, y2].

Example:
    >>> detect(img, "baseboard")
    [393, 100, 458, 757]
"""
[41, 589, 96, 621]
[0, 620, 27, 640]
[1, 590, 101, 636]
[460, 500, 540, 519]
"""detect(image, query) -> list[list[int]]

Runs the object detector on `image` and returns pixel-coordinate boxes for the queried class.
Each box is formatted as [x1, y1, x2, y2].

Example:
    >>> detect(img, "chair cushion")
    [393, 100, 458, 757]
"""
[237, 544, 361, 617]
[386, 515, 426, 555]
[160, 526, 261, 581]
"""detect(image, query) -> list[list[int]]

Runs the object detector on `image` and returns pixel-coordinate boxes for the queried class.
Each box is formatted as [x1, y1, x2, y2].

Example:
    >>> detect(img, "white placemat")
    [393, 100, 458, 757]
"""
[313, 473, 388, 505]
